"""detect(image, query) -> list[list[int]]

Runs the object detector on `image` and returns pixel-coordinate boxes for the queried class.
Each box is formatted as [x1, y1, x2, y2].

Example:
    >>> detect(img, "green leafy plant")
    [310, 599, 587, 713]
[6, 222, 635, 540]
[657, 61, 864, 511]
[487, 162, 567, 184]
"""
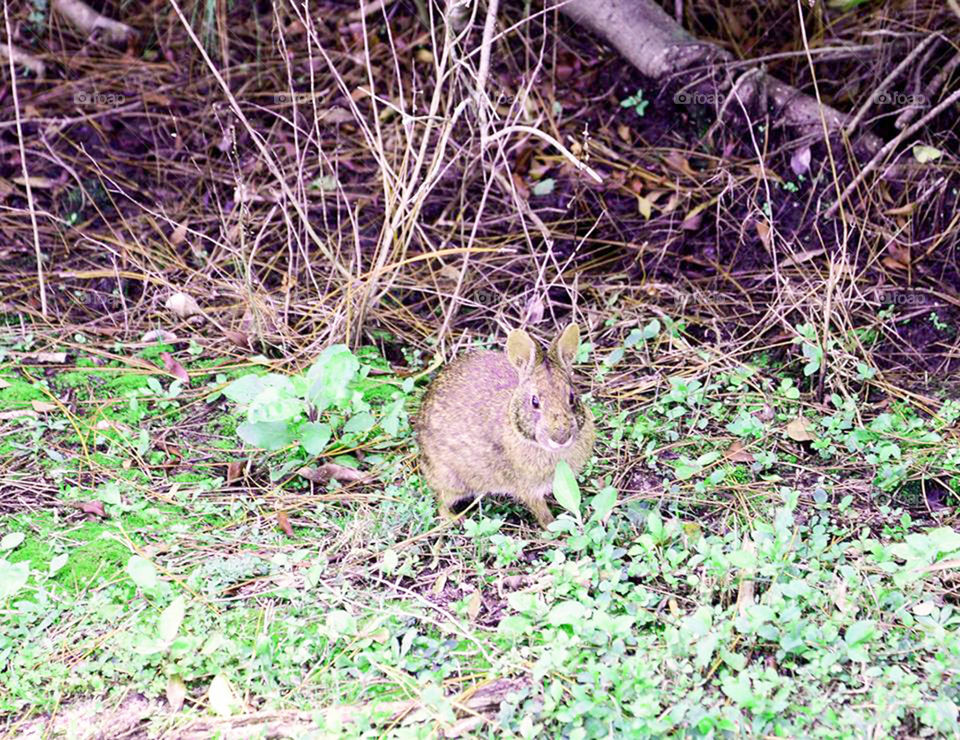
[223, 345, 408, 457]
[620, 89, 649, 117]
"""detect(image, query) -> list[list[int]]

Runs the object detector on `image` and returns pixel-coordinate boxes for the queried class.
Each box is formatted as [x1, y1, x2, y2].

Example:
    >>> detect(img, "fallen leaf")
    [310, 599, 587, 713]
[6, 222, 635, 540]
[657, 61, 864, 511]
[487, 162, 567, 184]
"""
[510, 171, 530, 200]
[223, 330, 251, 349]
[165, 292, 202, 319]
[432, 572, 447, 596]
[912, 145, 942, 163]
[29, 351, 67, 363]
[725, 440, 755, 463]
[30, 400, 57, 413]
[523, 296, 544, 325]
[467, 590, 482, 621]
[832, 576, 850, 615]
[160, 352, 190, 383]
[79, 501, 107, 518]
[166, 675, 186, 712]
[0, 409, 38, 420]
[780, 249, 824, 267]
[790, 146, 811, 176]
[208, 674, 235, 717]
[298, 464, 371, 484]
[170, 222, 188, 246]
[755, 219, 771, 249]
[637, 195, 653, 219]
[142, 329, 178, 343]
[277, 511, 294, 537]
[13, 176, 58, 188]
[226, 460, 245, 483]
[786, 416, 816, 442]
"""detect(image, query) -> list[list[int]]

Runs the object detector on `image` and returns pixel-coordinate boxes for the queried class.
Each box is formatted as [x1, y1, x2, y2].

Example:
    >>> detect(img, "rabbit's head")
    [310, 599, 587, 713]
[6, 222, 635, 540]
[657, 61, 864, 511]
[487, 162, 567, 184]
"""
[505, 324, 589, 452]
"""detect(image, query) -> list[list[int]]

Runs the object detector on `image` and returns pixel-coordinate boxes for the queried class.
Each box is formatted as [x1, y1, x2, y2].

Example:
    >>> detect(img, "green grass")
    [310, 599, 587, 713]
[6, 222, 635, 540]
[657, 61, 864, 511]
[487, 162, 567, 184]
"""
[2, 342, 959, 736]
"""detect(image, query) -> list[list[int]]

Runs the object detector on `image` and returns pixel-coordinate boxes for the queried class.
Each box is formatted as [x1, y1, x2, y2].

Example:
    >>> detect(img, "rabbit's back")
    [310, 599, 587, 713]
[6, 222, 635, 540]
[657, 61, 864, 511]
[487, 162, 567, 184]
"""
[417, 351, 517, 477]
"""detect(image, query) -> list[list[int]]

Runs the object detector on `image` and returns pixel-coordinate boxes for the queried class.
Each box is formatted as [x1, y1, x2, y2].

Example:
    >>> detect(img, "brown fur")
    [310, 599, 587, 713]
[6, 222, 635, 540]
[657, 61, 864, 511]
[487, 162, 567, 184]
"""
[416, 324, 595, 528]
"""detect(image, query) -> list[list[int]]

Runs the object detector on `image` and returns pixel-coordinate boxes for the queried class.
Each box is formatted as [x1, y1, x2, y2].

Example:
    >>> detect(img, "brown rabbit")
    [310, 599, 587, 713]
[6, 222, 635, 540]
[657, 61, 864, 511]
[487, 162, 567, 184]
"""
[417, 323, 595, 528]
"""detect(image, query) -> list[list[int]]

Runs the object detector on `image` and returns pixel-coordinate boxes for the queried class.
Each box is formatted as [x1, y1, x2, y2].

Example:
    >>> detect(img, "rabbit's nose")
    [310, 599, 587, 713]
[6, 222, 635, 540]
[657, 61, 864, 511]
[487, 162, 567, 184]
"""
[550, 425, 574, 446]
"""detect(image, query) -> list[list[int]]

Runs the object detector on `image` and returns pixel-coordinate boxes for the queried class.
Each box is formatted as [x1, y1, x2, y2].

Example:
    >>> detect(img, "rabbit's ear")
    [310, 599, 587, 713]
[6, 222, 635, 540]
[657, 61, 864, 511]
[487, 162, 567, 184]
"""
[506, 329, 538, 375]
[550, 323, 580, 369]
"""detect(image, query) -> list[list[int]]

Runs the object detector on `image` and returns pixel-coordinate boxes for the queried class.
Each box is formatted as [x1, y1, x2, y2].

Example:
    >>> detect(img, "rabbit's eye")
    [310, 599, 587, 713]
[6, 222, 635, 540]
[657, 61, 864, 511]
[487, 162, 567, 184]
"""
[568, 391, 576, 406]
[531, 395, 540, 409]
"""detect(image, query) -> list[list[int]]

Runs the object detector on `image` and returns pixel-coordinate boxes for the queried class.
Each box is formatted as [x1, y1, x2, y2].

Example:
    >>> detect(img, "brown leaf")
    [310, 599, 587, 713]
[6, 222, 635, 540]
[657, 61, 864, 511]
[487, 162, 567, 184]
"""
[725, 440, 755, 463]
[13, 176, 57, 188]
[141, 329, 178, 343]
[0, 408, 38, 420]
[523, 296, 545, 325]
[223, 330, 251, 349]
[885, 243, 911, 268]
[755, 219, 771, 249]
[226, 460, 245, 483]
[30, 400, 57, 413]
[165, 292, 202, 319]
[166, 675, 187, 712]
[786, 416, 816, 442]
[432, 572, 448, 595]
[277, 511, 294, 537]
[510, 171, 530, 200]
[298, 464, 371, 484]
[29, 351, 67, 363]
[79, 500, 107, 519]
[466, 590, 482, 621]
[170, 222, 188, 246]
[160, 352, 190, 383]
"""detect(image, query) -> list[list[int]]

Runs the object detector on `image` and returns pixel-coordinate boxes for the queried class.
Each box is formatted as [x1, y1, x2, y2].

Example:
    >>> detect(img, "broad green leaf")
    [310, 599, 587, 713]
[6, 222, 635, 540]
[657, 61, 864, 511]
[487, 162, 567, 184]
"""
[127, 555, 157, 589]
[343, 411, 376, 434]
[380, 548, 399, 574]
[159, 596, 186, 643]
[0, 532, 24, 551]
[300, 422, 332, 455]
[208, 674, 236, 717]
[222, 373, 271, 404]
[845, 620, 876, 647]
[532, 178, 555, 197]
[913, 144, 942, 163]
[547, 600, 586, 626]
[0, 560, 30, 600]
[589, 486, 618, 522]
[647, 509, 663, 539]
[48, 553, 68, 576]
[237, 421, 294, 451]
[499, 615, 532, 637]
[307, 345, 360, 411]
[552, 460, 581, 517]
[326, 610, 357, 637]
[247, 383, 303, 423]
